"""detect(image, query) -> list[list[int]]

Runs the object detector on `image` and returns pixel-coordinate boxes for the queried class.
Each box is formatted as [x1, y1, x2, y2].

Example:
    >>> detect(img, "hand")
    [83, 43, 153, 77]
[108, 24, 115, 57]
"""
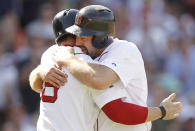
[39, 64, 68, 88]
[52, 46, 74, 67]
[160, 93, 182, 120]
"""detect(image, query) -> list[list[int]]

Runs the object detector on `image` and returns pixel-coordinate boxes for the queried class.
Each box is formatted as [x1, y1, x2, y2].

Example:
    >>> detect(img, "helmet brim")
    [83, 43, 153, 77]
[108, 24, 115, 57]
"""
[66, 25, 105, 36]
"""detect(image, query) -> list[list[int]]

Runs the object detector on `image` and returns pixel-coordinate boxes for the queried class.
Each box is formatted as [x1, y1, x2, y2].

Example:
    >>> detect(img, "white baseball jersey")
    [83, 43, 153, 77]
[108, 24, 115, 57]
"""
[37, 45, 100, 131]
[92, 38, 152, 131]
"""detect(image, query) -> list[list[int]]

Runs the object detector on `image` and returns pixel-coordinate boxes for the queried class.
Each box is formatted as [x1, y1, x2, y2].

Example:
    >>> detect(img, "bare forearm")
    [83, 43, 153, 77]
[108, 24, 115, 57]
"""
[29, 65, 43, 93]
[63, 57, 98, 87]
[62, 56, 118, 90]
[146, 107, 162, 122]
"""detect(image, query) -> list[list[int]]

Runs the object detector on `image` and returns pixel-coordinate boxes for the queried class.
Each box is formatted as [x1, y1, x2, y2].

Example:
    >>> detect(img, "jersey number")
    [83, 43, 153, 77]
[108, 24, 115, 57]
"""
[41, 82, 59, 103]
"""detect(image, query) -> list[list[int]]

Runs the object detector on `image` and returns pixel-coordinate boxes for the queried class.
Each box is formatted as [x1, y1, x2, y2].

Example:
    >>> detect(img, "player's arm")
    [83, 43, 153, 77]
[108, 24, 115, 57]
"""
[29, 65, 44, 93]
[29, 45, 68, 93]
[29, 65, 67, 93]
[62, 59, 119, 90]
[52, 47, 119, 90]
[102, 93, 182, 125]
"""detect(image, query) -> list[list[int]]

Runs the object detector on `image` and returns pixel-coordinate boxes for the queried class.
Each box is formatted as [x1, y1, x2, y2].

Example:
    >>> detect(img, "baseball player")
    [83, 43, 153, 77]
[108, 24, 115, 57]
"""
[51, 5, 182, 131]
[30, 9, 101, 131]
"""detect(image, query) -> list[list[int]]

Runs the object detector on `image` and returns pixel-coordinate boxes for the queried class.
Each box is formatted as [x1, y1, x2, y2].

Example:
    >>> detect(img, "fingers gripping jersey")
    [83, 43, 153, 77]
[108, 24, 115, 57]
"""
[92, 38, 152, 131]
[37, 45, 100, 131]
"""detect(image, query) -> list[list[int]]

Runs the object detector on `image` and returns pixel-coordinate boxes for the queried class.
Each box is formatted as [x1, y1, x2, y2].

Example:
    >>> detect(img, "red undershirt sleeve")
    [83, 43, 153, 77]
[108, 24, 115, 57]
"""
[101, 98, 148, 125]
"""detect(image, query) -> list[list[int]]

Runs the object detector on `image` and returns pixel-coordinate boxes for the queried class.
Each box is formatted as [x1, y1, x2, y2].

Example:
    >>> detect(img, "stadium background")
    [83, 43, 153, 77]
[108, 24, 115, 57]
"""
[0, 0, 195, 130]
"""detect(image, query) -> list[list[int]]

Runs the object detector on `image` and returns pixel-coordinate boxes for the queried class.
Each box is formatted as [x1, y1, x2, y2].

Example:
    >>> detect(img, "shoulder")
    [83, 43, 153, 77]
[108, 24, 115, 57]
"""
[42, 45, 58, 56]
[113, 38, 138, 50]
[41, 44, 58, 64]
[107, 38, 141, 58]
[46, 44, 59, 52]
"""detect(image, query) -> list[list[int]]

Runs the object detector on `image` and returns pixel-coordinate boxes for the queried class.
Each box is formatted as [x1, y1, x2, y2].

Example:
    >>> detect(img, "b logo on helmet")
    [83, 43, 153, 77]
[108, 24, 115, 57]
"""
[76, 14, 82, 25]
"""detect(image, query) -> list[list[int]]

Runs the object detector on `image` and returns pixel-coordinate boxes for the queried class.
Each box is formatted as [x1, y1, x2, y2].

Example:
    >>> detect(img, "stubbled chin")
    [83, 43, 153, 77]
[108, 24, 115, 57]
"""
[79, 46, 88, 54]
[83, 50, 89, 55]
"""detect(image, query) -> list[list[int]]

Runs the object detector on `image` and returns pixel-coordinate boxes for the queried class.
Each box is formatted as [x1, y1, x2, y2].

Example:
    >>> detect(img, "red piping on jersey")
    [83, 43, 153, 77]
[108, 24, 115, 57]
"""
[102, 98, 148, 125]
[97, 119, 98, 131]
[74, 53, 85, 55]
[62, 45, 74, 47]
[97, 51, 108, 61]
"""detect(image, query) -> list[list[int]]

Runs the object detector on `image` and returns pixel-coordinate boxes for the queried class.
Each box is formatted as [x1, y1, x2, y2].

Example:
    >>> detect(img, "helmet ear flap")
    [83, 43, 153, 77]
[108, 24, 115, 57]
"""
[92, 35, 112, 49]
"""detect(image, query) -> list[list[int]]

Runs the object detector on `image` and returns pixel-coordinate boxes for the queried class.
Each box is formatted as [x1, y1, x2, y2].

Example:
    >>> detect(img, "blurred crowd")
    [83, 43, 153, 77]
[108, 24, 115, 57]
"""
[0, 0, 195, 131]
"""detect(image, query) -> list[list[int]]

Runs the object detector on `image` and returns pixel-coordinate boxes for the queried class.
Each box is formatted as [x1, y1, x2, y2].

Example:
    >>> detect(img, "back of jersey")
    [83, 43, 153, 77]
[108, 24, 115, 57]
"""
[37, 45, 100, 131]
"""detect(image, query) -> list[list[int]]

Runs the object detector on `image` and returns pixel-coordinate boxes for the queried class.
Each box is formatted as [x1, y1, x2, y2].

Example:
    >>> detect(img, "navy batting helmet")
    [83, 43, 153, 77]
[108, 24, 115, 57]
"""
[66, 5, 115, 49]
[52, 9, 78, 44]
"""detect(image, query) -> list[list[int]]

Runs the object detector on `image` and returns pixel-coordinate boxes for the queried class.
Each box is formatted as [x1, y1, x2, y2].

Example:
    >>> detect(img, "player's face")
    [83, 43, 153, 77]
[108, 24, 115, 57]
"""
[75, 36, 98, 58]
